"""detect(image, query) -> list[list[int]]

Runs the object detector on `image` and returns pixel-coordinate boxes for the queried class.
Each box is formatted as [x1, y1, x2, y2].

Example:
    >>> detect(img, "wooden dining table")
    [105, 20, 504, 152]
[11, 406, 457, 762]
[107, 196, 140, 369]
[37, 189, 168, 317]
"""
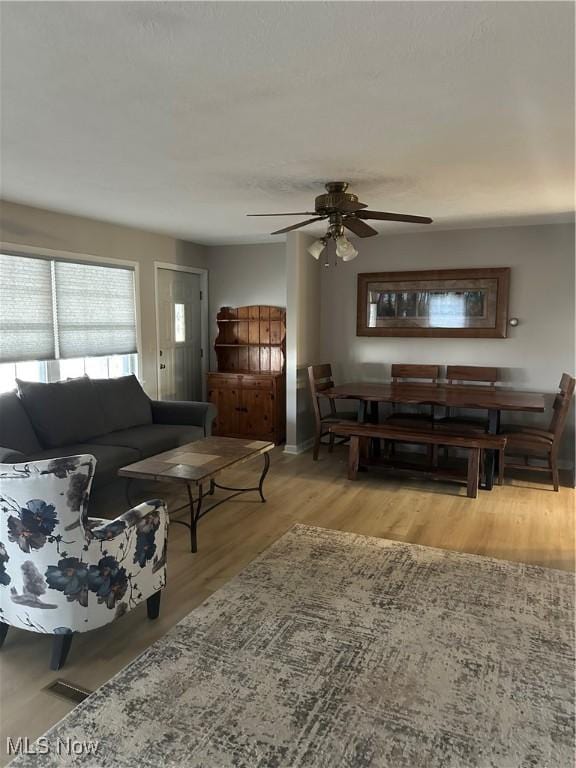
[323, 382, 546, 490]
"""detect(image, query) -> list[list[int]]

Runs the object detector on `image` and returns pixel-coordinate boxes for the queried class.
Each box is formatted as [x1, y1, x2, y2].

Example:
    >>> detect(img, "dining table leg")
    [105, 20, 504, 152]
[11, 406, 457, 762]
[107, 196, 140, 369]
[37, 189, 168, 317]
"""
[369, 401, 381, 457]
[483, 409, 500, 490]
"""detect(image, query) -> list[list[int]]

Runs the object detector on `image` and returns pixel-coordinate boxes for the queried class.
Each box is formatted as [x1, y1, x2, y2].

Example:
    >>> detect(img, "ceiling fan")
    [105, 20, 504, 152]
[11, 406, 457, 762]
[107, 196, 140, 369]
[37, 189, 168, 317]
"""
[247, 181, 433, 262]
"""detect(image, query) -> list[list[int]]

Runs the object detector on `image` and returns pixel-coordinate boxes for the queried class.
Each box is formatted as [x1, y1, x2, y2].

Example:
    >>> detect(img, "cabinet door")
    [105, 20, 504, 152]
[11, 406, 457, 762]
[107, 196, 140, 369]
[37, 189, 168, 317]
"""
[240, 388, 275, 438]
[208, 385, 240, 436]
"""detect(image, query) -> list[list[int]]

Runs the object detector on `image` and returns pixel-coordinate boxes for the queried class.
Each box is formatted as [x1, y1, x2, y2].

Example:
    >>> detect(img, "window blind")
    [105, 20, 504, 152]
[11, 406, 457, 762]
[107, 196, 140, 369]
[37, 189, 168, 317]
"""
[0, 253, 56, 363]
[55, 260, 137, 359]
[0, 252, 137, 363]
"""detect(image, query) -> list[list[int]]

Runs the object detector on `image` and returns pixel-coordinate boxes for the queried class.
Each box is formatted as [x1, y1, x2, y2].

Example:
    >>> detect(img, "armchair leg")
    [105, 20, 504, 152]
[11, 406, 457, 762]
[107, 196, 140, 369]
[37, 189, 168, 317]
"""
[50, 633, 74, 671]
[0, 622, 9, 648]
[147, 591, 162, 620]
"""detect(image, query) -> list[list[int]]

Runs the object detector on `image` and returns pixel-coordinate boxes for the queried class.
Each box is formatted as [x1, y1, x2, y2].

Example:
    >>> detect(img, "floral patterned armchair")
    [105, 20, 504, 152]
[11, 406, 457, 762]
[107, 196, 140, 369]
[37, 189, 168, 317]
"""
[0, 455, 168, 669]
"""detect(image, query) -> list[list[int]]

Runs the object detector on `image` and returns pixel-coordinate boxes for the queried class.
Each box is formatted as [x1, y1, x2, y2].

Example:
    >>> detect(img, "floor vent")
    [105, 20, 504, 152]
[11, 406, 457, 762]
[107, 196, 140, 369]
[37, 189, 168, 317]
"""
[44, 679, 92, 704]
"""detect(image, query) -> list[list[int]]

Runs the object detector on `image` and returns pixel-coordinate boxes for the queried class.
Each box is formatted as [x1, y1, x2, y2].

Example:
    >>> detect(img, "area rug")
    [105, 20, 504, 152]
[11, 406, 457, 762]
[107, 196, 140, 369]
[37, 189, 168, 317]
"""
[9, 525, 575, 768]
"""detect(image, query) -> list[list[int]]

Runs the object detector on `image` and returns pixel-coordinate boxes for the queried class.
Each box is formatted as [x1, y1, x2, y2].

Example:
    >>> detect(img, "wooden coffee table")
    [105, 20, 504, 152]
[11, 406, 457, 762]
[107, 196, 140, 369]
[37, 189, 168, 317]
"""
[118, 437, 274, 553]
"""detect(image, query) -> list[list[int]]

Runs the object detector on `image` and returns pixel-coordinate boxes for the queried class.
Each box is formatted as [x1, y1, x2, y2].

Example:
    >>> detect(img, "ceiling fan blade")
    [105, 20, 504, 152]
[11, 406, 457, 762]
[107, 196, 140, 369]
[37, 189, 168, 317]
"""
[344, 218, 378, 238]
[247, 212, 317, 217]
[338, 200, 368, 213]
[270, 217, 326, 235]
[357, 210, 433, 224]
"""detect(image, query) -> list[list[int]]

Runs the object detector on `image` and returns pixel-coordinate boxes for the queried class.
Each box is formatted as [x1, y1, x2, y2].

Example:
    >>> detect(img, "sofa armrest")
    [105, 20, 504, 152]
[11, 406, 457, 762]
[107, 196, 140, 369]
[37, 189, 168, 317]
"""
[0, 446, 26, 463]
[150, 400, 217, 436]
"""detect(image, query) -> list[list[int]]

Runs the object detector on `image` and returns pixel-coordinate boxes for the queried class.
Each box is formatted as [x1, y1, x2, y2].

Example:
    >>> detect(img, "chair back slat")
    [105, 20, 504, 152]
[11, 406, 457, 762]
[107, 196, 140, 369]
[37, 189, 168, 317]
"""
[310, 363, 333, 381]
[308, 364, 336, 424]
[548, 373, 575, 443]
[446, 365, 499, 385]
[391, 364, 439, 383]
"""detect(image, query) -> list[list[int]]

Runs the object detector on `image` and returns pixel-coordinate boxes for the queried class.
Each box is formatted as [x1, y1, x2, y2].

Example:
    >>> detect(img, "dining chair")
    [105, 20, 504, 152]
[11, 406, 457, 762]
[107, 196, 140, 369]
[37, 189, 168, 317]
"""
[433, 366, 500, 473]
[385, 364, 440, 427]
[435, 366, 499, 434]
[498, 373, 575, 490]
[307, 364, 358, 460]
[384, 364, 440, 461]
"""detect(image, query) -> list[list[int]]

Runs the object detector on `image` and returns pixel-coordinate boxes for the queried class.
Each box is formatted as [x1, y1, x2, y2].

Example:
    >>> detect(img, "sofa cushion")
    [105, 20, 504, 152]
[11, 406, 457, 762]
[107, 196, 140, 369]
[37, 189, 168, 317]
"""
[92, 375, 152, 432]
[26, 443, 140, 489]
[91, 424, 204, 459]
[16, 377, 108, 448]
[0, 391, 43, 454]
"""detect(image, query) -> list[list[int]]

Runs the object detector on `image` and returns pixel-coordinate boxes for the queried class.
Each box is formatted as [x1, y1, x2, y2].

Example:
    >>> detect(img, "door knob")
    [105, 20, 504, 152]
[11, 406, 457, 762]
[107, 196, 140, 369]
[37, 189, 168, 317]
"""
[160, 363, 166, 370]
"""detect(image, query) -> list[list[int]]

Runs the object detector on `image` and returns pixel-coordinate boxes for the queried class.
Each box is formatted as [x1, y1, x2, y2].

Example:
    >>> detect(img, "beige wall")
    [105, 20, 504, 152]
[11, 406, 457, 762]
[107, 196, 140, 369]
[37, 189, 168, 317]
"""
[206, 242, 286, 370]
[320, 223, 576, 462]
[0, 200, 208, 398]
[285, 232, 321, 451]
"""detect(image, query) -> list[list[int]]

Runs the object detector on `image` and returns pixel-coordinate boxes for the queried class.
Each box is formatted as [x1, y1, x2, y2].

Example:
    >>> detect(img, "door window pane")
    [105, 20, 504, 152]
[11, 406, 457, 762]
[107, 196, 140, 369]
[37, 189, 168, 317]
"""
[174, 303, 186, 343]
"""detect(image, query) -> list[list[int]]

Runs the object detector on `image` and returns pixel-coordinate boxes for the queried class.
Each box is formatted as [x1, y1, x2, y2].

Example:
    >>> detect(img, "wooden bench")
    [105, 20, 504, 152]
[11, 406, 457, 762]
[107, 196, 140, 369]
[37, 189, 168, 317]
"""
[330, 423, 506, 498]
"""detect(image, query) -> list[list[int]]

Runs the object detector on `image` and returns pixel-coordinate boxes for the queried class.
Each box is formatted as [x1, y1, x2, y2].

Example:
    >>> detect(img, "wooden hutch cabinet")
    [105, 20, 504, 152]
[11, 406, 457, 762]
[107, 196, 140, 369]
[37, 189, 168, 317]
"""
[207, 306, 286, 444]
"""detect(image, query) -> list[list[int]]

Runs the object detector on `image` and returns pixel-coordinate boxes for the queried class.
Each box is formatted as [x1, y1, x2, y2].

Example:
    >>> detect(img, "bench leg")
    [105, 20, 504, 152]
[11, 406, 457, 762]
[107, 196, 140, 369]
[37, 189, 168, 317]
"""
[498, 449, 505, 486]
[467, 448, 480, 498]
[348, 436, 360, 480]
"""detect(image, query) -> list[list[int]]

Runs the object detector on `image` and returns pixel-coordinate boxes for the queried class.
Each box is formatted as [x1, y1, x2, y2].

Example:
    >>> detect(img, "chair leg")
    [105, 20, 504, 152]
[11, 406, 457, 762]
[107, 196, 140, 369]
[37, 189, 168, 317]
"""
[0, 622, 9, 648]
[328, 431, 335, 453]
[551, 456, 560, 492]
[312, 429, 321, 461]
[147, 591, 162, 620]
[50, 633, 74, 671]
[498, 450, 505, 486]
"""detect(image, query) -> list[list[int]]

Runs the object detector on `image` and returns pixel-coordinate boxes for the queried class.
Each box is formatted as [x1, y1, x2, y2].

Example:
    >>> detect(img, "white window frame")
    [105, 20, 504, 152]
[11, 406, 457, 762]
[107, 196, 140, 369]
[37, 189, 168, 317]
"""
[154, 262, 209, 401]
[0, 240, 143, 379]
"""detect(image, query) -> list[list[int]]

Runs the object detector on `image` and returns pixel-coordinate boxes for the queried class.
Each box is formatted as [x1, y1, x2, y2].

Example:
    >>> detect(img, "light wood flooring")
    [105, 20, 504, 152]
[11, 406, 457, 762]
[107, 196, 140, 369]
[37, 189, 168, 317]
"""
[1, 445, 574, 765]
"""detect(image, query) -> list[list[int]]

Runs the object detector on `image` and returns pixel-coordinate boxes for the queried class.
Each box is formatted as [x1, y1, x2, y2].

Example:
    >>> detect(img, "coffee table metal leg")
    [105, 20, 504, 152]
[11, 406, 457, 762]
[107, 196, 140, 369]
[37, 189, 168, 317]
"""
[258, 452, 270, 501]
[168, 451, 272, 553]
[212, 451, 271, 501]
[125, 479, 135, 509]
[187, 483, 203, 554]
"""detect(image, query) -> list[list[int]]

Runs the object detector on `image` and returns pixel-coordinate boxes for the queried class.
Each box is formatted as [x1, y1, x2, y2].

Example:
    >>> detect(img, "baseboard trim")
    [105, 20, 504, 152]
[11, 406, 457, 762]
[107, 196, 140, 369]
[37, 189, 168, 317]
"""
[283, 438, 315, 455]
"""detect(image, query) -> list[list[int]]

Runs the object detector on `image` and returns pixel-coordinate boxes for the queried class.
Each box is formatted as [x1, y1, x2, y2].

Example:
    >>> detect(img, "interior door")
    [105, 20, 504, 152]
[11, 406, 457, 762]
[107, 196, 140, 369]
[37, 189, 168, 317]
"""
[157, 268, 202, 401]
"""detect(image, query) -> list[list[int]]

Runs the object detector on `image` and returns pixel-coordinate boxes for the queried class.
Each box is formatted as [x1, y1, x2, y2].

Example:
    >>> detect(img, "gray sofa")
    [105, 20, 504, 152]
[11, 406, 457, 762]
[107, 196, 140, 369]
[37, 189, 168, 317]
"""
[0, 375, 216, 491]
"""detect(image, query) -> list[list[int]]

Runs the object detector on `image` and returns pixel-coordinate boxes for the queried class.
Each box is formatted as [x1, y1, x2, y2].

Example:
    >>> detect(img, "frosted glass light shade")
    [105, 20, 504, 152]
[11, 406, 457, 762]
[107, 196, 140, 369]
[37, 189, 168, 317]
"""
[335, 236, 358, 261]
[307, 239, 327, 260]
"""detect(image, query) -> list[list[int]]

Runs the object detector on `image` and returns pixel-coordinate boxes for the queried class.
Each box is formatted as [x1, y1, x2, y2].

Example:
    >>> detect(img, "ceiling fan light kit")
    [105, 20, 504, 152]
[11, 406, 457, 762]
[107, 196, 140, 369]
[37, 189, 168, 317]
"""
[248, 182, 433, 264]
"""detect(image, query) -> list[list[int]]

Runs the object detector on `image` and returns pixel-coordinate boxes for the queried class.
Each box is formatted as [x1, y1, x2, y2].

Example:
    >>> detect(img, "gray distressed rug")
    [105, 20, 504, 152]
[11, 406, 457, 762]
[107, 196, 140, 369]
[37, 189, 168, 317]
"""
[9, 525, 575, 768]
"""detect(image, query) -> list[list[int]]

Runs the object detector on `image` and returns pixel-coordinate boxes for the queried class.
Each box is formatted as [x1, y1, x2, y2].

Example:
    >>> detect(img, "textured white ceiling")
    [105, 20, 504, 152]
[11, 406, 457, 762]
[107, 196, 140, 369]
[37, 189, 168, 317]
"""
[1, 1, 574, 244]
